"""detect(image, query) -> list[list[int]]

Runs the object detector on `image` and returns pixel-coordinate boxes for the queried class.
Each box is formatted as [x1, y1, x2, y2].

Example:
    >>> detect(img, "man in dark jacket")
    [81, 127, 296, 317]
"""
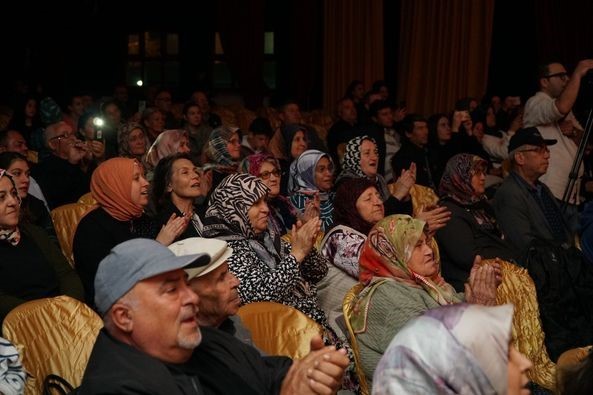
[79, 238, 347, 394]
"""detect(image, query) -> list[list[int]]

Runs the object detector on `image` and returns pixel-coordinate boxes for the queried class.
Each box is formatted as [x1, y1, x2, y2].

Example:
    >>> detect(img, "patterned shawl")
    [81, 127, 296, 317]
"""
[352, 215, 461, 333]
[438, 153, 487, 206]
[336, 135, 390, 201]
[373, 304, 513, 395]
[203, 173, 281, 267]
[145, 129, 189, 171]
[0, 170, 21, 246]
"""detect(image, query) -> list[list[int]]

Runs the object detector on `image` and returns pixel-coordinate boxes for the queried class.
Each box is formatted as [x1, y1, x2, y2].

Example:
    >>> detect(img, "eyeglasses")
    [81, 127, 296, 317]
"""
[519, 146, 549, 154]
[49, 131, 74, 141]
[544, 72, 569, 81]
[259, 169, 281, 180]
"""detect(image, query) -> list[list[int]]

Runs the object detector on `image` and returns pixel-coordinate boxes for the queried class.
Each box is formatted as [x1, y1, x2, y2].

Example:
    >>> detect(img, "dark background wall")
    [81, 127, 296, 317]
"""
[2, 0, 592, 112]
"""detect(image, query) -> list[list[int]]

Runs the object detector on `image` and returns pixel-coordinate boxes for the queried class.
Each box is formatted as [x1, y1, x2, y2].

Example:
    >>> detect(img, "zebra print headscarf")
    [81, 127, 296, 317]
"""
[203, 173, 281, 266]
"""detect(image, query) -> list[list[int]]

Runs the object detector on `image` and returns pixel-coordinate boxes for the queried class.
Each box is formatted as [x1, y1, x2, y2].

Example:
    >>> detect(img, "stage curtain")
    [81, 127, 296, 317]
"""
[396, 0, 495, 116]
[323, 0, 384, 112]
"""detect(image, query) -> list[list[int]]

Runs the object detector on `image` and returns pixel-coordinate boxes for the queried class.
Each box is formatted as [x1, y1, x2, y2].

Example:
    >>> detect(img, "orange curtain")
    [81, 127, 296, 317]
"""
[323, 0, 384, 112]
[396, 0, 495, 116]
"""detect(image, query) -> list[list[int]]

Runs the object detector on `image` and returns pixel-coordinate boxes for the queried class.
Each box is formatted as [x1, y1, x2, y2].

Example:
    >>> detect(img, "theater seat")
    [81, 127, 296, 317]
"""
[491, 259, 556, 391]
[51, 203, 93, 266]
[77, 192, 97, 206]
[2, 296, 103, 394]
[236, 301, 323, 359]
[343, 283, 370, 395]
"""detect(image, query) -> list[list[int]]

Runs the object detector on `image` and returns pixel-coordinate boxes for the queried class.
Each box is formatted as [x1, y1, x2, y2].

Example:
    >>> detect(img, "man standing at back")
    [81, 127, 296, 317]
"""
[523, 59, 593, 229]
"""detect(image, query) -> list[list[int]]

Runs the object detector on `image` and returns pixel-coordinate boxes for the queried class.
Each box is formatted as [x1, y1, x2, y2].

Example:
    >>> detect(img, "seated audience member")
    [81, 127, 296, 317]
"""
[0, 336, 27, 394]
[318, 177, 384, 334]
[239, 153, 301, 236]
[6, 94, 41, 143]
[144, 129, 191, 180]
[182, 101, 212, 164]
[557, 347, 593, 395]
[191, 90, 222, 129]
[141, 107, 166, 143]
[427, 113, 457, 185]
[288, 149, 335, 232]
[493, 127, 571, 253]
[326, 97, 358, 169]
[204, 126, 242, 191]
[0, 152, 56, 242]
[351, 214, 500, 386]
[117, 122, 150, 161]
[0, 169, 83, 327]
[203, 173, 329, 327]
[79, 238, 347, 394]
[391, 114, 437, 190]
[75, 111, 107, 163]
[437, 154, 520, 291]
[337, 135, 413, 216]
[277, 124, 309, 194]
[73, 158, 187, 305]
[152, 153, 205, 240]
[31, 120, 91, 209]
[241, 117, 273, 157]
[0, 129, 49, 207]
[373, 304, 532, 395]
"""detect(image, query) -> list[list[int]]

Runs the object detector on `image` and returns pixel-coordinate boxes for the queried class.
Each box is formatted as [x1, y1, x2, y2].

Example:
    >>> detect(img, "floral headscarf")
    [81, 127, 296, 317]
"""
[91, 158, 145, 221]
[118, 122, 150, 159]
[0, 169, 21, 246]
[439, 154, 488, 206]
[373, 304, 513, 395]
[145, 129, 189, 170]
[352, 215, 460, 333]
[332, 177, 380, 236]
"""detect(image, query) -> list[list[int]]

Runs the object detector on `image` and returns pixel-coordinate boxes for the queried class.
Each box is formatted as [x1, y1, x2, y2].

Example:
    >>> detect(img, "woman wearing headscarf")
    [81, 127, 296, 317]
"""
[0, 152, 56, 242]
[239, 153, 301, 236]
[144, 129, 191, 180]
[117, 122, 151, 161]
[317, 177, 384, 335]
[437, 154, 519, 291]
[203, 173, 359, 391]
[203, 126, 242, 192]
[337, 135, 414, 216]
[350, 214, 500, 386]
[277, 124, 308, 195]
[73, 157, 188, 305]
[288, 149, 335, 232]
[0, 169, 83, 327]
[373, 303, 532, 395]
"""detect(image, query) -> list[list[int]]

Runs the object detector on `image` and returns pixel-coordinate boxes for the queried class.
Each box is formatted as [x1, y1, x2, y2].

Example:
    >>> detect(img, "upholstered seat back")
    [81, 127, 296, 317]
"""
[2, 296, 103, 394]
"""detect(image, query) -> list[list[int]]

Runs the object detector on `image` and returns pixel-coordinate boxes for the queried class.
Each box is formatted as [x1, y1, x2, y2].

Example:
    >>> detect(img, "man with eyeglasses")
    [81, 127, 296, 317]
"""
[31, 120, 91, 209]
[523, 59, 593, 231]
[492, 127, 577, 254]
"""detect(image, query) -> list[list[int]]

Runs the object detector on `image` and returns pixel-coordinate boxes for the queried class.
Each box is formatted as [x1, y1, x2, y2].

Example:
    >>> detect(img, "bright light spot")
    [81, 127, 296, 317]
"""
[136, 80, 143, 87]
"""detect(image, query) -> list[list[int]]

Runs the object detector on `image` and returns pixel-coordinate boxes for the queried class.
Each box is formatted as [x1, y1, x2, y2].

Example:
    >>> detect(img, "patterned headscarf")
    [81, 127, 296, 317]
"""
[352, 215, 461, 333]
[91, 158, 145, 221]
[439, 154, 488, 206]
[203, 173, 281, 266]
[118, 122, 150, 159]
[0, 169, 21, 246]
[337, 136, 391, 200]
[206, 126, 240, 167]
[373, 304, 513, 395]
[239, 152, 278, 177]
[288, 149, 333, 194]
[145, 129, 189, 170]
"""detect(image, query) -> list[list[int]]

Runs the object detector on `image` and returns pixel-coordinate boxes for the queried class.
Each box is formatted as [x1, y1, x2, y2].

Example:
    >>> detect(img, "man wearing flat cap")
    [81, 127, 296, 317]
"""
[79, 238, 348, 394]
[493, 127, 574, 254]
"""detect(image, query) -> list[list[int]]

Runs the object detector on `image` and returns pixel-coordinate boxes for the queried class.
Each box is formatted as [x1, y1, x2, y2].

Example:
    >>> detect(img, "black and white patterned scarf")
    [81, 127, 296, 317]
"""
[336, 136, 391, 200]
[203, 173, 281, 267]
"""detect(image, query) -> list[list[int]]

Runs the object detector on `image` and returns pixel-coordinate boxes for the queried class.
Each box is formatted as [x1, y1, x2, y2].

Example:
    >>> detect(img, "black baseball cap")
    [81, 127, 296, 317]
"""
[508, 127, 557, 154]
